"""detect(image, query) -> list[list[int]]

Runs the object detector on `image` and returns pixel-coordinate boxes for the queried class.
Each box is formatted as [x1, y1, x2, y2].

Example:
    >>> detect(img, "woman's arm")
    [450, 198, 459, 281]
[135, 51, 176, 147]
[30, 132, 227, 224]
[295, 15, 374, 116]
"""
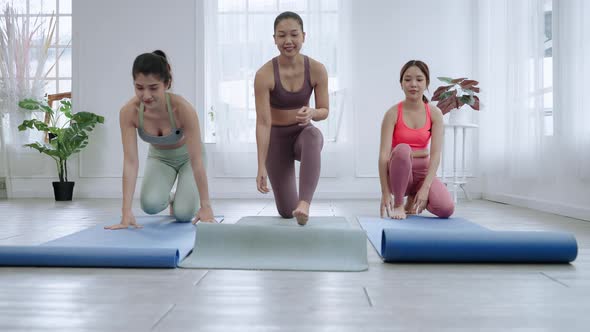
[378, 107, 397, 197]
[310, 60, 329, 121]
[254, 68, 272, 193]
[422, 105, 444, 190]
[105, 104, 143, 230]
[120, 105, 139, 216]
[176, 96, 212, 212]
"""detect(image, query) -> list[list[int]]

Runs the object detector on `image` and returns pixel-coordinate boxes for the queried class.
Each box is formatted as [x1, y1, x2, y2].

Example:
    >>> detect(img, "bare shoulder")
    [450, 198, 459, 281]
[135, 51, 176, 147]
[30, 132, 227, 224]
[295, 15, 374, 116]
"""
[384, 104, 398, 121]
[428, 103, 444, 122]
[167, 93, 197, 120]
[168, 93, 192, 109]
[120, 96, 139, 123]
[255, 60, 274, 89]
[307, 56, 327, 76]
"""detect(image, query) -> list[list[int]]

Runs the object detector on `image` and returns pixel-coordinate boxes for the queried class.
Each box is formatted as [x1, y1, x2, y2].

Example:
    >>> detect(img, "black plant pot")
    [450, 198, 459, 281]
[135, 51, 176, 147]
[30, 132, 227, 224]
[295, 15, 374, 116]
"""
[52, 181, 75, 201]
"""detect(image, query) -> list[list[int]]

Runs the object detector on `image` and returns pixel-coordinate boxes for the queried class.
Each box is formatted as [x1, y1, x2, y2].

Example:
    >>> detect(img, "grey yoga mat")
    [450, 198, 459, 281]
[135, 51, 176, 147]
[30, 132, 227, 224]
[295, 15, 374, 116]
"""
[180, 216, 368, 271]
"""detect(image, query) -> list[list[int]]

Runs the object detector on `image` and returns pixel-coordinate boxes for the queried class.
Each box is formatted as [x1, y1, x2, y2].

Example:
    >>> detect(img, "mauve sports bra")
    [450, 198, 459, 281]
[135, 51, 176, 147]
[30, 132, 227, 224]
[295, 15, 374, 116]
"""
[269, 56, 313, 110]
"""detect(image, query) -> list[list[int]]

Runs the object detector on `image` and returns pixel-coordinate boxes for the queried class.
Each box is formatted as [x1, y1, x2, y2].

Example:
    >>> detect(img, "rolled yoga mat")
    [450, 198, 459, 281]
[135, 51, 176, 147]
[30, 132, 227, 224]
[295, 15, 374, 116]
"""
[0, 216, 205, 268]
[357, 216, 578, 263]
[180, 216, 368, 271]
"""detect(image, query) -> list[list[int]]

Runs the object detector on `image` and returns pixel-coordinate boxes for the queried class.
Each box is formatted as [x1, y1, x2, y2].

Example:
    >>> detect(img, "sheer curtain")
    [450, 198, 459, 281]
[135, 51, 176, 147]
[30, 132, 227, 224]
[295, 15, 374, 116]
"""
[555, 0, 590, 180]
[477, 0, 590, 217]
[203, 0, 344, 177]
[477, 0, 547, 185]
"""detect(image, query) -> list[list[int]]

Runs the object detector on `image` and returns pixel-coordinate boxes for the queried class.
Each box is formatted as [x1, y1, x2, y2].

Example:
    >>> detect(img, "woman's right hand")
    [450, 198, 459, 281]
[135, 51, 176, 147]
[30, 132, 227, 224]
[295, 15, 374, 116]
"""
[256, 167, 270, 194]
[104, 212, 143, 230]
[380, 193, 394, 218]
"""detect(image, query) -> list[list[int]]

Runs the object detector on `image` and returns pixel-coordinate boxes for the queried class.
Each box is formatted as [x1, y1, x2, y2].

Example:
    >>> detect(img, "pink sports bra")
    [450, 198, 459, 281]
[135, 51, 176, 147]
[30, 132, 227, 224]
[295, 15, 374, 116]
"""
[391, 102, 432, 150]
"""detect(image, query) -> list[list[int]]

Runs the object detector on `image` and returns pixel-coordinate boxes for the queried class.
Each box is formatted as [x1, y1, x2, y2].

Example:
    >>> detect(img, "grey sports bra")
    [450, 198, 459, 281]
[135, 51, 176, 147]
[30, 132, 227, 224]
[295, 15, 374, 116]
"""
[137, 93, 184, 146]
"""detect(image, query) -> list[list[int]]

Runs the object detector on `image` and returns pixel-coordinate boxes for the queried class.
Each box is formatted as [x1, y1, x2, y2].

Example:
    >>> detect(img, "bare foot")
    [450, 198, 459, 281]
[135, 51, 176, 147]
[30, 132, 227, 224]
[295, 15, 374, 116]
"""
[392, 205, 407, 220]
[405, 195, 417, 215]
[292, 201, 310, 226]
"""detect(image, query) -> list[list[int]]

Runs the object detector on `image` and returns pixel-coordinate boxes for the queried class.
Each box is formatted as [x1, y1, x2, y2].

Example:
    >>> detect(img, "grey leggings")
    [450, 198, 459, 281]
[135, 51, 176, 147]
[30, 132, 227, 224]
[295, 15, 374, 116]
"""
[140, 144, 203, 222]
[267, 123, 324, 218]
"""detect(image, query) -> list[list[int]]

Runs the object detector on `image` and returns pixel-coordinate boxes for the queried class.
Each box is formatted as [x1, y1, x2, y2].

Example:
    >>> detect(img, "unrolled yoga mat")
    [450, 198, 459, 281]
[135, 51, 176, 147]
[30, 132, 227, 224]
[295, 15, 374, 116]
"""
[0, 216, 201, 268]
[358, 216, 578, 263]
[180, 216, 368, 271]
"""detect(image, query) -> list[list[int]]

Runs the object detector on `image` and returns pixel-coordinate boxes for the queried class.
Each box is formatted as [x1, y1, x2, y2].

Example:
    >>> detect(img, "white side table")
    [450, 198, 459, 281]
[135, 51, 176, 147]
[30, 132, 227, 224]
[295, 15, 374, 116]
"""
[441, 123, 478, 203]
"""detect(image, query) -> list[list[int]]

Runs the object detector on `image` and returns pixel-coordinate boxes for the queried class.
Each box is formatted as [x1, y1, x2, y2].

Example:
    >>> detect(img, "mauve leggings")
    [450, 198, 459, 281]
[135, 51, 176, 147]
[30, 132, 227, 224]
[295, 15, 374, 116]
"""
[388, 143, 454, 218]
[267, 123, 324, 218]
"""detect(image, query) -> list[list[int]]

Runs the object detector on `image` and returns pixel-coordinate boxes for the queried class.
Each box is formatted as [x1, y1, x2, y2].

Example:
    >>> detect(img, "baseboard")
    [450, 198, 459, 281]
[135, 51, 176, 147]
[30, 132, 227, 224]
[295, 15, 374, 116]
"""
[483, 192, 590, 222]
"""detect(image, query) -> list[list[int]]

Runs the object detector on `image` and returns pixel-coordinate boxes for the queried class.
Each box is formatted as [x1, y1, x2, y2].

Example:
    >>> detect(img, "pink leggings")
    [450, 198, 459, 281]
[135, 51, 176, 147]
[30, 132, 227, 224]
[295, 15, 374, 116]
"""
[388, 144, 454, 218]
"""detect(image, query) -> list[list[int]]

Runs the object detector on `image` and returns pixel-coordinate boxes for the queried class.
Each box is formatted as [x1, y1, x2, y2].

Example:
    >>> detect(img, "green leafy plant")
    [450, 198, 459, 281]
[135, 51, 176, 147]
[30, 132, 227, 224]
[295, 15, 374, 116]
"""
[17, 98, 105, 182]
[431, 77, 481, 115]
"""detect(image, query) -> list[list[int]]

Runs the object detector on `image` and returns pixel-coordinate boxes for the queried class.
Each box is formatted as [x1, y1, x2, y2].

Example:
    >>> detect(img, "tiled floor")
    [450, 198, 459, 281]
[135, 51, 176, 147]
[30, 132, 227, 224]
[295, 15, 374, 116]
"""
[0, 198, 589, 331]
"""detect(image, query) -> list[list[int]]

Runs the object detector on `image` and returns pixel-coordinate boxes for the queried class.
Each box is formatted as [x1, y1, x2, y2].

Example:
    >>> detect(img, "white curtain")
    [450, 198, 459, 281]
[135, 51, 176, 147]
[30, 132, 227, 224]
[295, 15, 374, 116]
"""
[204, 0, 345, 177]
[477, 0, 590, 217]
[477, 0, 548, 182]
[555, 0, 590, 180]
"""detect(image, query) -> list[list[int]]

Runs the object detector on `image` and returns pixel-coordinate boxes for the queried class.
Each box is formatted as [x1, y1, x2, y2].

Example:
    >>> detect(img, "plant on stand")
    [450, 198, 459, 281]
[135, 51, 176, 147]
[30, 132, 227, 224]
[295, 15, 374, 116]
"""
[18, 98, 104, 201]
[431, 77, 481, 123]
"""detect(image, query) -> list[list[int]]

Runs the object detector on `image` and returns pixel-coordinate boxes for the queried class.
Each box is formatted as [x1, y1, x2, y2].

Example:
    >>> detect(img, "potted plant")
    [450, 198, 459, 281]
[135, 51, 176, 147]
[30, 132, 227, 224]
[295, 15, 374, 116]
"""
[431, 77, 481, 120]
[1, 4, 70, 198]
[17, 97, 104, 201]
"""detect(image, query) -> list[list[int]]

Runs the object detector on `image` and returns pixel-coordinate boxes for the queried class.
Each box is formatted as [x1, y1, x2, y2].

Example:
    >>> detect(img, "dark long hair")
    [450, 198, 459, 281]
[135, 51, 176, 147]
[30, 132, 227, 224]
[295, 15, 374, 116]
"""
[399, 60, 430, 103]
[132, 50, 172, 89]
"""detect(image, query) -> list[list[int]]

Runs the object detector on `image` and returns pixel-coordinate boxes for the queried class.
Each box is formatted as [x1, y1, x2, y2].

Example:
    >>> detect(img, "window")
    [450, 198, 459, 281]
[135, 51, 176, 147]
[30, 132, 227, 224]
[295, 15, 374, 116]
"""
[0, 0, 72, 144]
[0, 0, 72, 95]
[203, 0, 341, 143]
[542, 0, 553, 136]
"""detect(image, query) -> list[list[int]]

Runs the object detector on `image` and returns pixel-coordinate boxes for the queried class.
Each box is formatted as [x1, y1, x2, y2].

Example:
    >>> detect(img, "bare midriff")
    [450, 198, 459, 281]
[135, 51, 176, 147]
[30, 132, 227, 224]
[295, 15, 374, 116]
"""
[270, 107, 303, 126]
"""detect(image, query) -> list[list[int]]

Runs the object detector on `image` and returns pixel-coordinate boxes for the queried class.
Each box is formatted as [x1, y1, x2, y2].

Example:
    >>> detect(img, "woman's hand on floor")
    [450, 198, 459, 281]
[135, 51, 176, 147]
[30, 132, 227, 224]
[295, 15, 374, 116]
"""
[104, 212, 143, 230]
[193, 206, 216, 224]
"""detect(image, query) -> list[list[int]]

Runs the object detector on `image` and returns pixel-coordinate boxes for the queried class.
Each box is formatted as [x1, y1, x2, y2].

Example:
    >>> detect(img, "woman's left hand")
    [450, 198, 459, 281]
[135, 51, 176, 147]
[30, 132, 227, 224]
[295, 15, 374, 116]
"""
[413, 186, 430, 214]
[295, 106, 314, 126]
[193, 206, 216, 224]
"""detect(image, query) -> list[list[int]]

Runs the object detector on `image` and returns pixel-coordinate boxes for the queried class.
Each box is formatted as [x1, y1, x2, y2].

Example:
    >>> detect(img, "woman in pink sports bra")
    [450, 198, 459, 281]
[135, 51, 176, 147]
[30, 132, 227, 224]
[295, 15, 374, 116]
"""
[378, 60, 454, 220]
[254, 12, 330, 226]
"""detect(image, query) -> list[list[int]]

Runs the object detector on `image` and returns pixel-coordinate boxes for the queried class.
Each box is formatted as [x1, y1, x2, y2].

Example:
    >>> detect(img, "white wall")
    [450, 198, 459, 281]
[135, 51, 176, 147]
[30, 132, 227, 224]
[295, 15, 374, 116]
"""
[351, 0, 476, 177]
[8, 0, 478, 201]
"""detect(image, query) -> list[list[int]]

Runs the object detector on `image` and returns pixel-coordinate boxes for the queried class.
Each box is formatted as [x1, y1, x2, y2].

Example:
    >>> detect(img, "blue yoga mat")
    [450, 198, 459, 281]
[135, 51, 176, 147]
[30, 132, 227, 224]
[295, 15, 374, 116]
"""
[0, 216, 198, 268]
[358, 216, 578, 263]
